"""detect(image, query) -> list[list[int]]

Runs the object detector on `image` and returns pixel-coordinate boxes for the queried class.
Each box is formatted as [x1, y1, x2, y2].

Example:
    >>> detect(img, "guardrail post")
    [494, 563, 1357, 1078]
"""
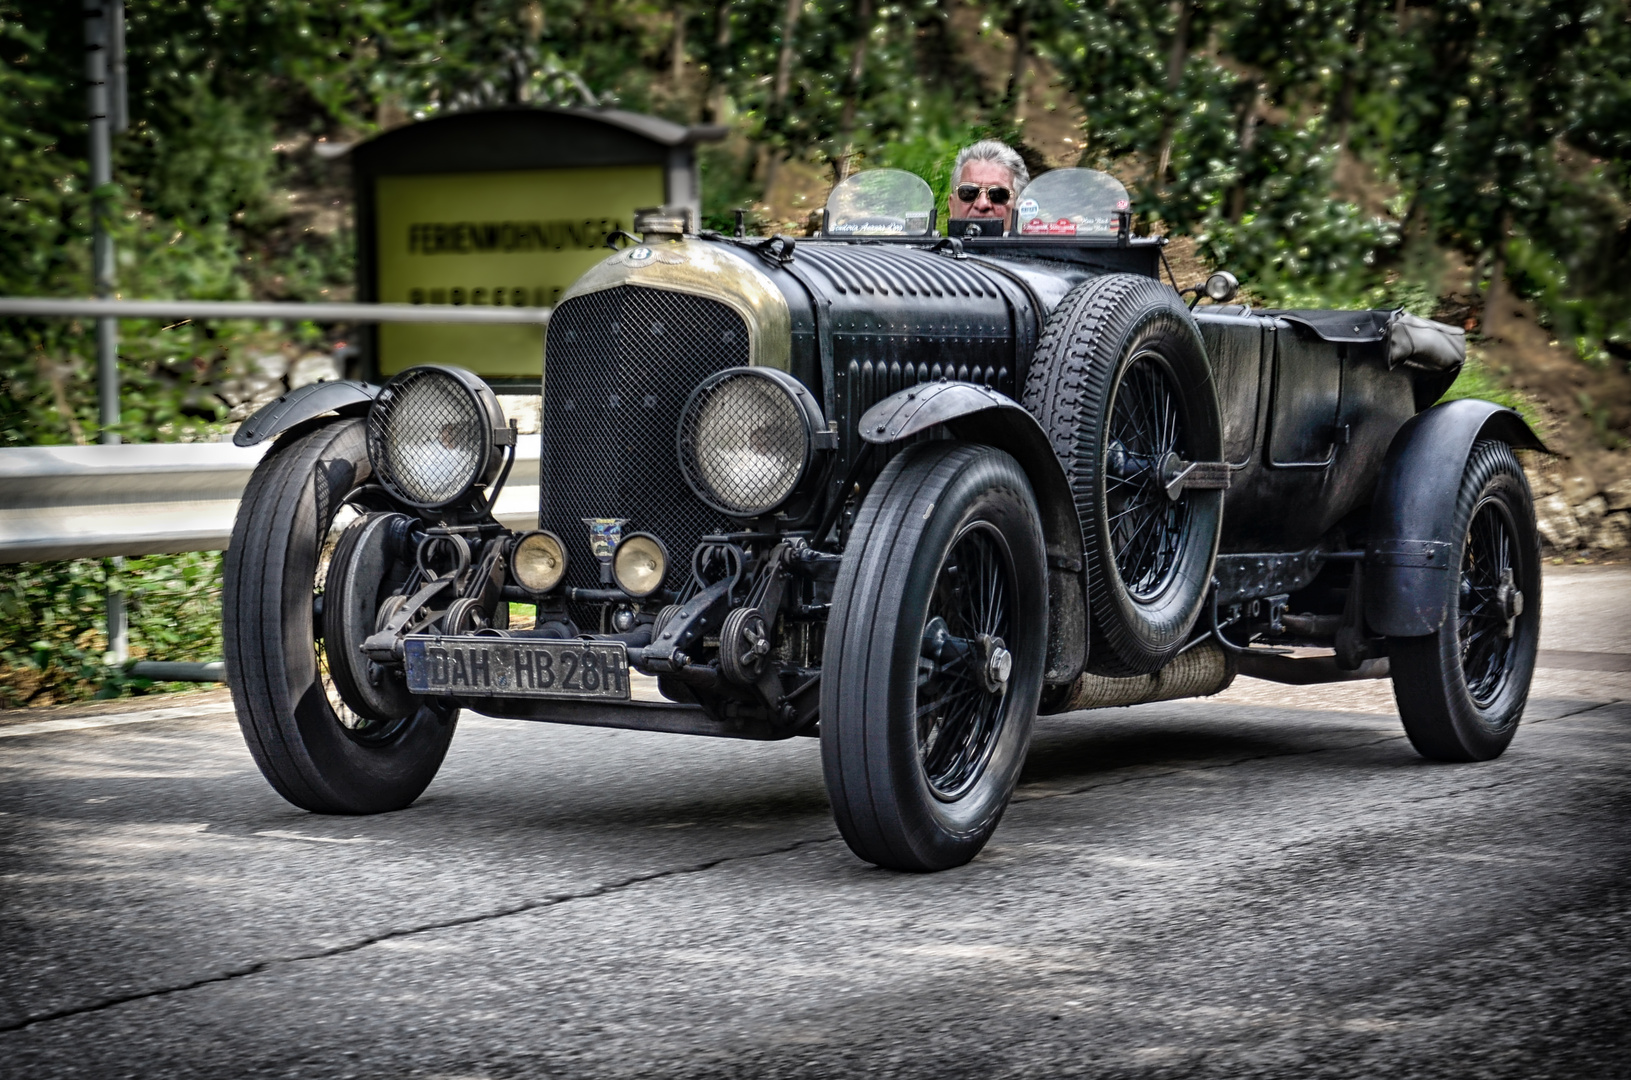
[105, 558, 128, 666]
[86, 2, 128, 668]
[85, 1, 124, 445]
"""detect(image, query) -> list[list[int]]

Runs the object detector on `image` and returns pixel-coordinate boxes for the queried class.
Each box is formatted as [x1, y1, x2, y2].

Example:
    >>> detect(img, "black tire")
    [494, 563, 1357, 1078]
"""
[222, 420, 456, 814]
[1022, 273, 1223, 675]
[821, 443, 1047, 871]
[1389, 439, 1541, 761]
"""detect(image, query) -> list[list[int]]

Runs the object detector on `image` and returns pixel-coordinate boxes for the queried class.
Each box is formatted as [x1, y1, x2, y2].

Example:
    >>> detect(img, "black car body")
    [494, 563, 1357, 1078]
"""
[227, 168, 1545, 870]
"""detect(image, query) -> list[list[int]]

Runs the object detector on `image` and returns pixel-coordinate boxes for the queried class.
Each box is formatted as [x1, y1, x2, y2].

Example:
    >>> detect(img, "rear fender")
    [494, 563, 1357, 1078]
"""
[859, 382, 1087, 684]
[233, 380, 379, 447]
[1365, 398, 1548, 637]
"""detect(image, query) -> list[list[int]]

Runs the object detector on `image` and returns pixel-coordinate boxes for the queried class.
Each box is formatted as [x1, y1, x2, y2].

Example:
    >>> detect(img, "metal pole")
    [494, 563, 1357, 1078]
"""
[85, 2, 119, 441]
[0, 297, 553, 323]
[108, 1, 128, 136]
[86, 2, 128, 664]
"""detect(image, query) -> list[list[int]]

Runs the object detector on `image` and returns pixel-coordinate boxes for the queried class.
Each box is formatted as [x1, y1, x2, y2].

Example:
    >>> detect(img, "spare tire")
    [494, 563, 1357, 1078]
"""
[1022, 274, 1223, 675]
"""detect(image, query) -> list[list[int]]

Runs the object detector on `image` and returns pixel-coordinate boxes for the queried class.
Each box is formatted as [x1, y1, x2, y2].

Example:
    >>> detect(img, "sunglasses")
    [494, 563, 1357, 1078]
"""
[955, 183, 1013, 206]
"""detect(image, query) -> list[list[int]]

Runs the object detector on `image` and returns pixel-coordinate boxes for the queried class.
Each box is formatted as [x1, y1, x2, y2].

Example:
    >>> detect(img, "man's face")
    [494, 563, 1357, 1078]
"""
[949, 160, 1017, 221]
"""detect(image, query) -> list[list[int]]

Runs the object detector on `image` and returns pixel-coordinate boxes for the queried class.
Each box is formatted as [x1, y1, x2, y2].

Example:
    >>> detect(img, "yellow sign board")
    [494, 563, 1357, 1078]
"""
[374, 165, 666, 378]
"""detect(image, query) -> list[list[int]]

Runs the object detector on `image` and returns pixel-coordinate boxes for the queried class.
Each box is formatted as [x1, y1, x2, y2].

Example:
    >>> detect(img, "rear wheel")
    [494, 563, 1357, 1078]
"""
[1022, 274, 1223, 675]
[223, 420, 456, 814]
[1389, 439, 1540, 761]
[821, 443, 1047, 871]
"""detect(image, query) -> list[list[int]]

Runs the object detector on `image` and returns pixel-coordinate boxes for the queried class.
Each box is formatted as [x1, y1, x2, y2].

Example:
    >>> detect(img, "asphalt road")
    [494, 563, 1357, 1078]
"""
[2, 565, 1628, 1079]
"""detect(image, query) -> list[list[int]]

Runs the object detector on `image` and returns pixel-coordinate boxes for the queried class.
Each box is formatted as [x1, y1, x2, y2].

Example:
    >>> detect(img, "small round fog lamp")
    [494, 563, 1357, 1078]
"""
[511, 530, 568, 593]
[612, 533, 668, 597]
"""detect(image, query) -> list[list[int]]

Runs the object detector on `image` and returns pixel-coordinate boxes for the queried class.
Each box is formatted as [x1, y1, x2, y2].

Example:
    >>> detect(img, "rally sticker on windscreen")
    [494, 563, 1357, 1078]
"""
[1022, 217, 1078, 235]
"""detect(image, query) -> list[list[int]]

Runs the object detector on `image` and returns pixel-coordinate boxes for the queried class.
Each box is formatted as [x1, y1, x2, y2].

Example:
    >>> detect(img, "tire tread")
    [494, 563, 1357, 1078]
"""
[822, 443, 1046, 870]
[1389, 439, 1540, 762]
[1021, 274, 1221, 675]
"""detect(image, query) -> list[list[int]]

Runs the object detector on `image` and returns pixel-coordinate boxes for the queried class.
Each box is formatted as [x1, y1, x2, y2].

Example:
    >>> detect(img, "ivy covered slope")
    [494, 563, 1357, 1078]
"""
[2, 1, 1629, 703]
[4, 0, 1628, 444]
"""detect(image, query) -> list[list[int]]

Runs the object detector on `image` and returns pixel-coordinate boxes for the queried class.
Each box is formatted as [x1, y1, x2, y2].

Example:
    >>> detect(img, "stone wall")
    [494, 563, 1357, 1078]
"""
[1529, 461, 1631, 557]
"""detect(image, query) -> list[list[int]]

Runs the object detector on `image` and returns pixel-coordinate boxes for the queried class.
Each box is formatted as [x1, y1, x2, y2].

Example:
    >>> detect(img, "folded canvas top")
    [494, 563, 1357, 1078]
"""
[1384, 310, 1466, 372]
[1257, 307, 1465, 372]
[1260, 308, 1395, 343]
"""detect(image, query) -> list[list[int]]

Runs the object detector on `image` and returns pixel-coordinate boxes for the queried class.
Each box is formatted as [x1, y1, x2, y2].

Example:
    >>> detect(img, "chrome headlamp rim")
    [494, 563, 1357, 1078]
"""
[676, 366, 826, 519]
[366, 365, 508, 510]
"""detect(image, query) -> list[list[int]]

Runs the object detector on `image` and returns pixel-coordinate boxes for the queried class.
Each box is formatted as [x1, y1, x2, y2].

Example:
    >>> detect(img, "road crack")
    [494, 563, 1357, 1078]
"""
[0, 833, 838, 1036]
[1528, 698, 1625, 724]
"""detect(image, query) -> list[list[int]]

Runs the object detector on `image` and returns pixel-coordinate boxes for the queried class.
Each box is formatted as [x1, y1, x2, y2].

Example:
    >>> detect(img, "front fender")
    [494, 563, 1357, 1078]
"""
[233, 380, 379, 447]
[1365, 398, 1548, 637]
[860, 382, 1087, 684]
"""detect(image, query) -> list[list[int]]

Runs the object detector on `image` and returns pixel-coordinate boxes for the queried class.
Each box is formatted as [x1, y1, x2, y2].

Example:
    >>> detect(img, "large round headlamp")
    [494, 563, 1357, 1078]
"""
[367, 366, 508, 509]
[678, 367, 826, 518]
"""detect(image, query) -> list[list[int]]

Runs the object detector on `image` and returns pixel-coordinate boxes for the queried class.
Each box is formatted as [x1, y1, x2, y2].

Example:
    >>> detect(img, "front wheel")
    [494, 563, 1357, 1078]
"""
[1388, 439, 1541, 761]
[821, 443, 1048, 871]
[222, 419, 456, 813]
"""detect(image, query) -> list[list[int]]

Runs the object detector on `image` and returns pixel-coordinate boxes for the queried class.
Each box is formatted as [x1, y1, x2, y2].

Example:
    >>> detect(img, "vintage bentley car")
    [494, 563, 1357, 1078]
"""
[226, 167, 1544, 871]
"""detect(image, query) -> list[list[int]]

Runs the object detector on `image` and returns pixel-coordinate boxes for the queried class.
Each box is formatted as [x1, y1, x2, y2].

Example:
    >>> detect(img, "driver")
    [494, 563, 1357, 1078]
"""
[948, 140, 1031, 231]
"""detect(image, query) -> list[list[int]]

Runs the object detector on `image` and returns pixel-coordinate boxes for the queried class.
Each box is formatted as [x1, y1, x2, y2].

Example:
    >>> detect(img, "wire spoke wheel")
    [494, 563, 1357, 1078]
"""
[917, 523, 1015, 800]
[1105, 352, 1189, 600]
[1459, 498, 1520, 707]
[822, 442, 1047, 871]
[318, 506, 419, 745]
[315, 505, 373, 736]
[1022, 274, 1222, 677]
[1389, 439, 1540, 763]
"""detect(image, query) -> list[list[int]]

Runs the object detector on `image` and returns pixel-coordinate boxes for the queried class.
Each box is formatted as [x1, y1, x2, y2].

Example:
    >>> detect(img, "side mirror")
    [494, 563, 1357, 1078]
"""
[1181, 270, 1241, 309]
[1204, 271, 1240, 303]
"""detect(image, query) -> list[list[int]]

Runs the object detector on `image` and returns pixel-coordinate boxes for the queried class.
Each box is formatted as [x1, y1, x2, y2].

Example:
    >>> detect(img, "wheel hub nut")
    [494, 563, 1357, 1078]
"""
[1496, 568, 1523, 638]
[977, 634, 1012, 693]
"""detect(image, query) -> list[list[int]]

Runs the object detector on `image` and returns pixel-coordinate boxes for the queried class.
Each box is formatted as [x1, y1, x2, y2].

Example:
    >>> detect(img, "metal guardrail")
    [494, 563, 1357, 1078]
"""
[2, 294, 554, 677]
[0, 440, 542, 563]
[0, 297, 552, 325]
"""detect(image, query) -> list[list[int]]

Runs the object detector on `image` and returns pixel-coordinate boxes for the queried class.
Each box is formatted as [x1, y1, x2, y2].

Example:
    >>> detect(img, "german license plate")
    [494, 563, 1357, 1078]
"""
[403, 636, 630, 701]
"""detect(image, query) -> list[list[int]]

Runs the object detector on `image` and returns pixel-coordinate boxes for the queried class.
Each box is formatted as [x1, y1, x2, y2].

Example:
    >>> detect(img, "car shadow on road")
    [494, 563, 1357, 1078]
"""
[0, 703, 1419, 843]
[1018, 704, 1409, 789]
[463, 783, 835, 834]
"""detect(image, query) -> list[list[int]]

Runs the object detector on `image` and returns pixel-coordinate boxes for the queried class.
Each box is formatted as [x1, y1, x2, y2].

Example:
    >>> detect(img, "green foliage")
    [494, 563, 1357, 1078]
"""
[699, 140, 765, 234]
[8, 0, 1628, 346]
[0, 551, 223, 706]
[870, 125, 989, 219]
[1439, 352, 1541, 431]
[1040, 0, 1631, 324]
[1197, 155, 1401, 305]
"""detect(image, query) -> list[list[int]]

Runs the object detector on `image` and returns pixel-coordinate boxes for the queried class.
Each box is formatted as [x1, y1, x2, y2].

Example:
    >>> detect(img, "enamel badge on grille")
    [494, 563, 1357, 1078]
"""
[582, 518, 628, 566]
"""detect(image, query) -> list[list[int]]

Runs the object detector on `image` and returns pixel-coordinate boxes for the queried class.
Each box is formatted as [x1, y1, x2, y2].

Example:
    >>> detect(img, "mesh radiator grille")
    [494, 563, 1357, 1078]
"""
[540, 286, 748, 607]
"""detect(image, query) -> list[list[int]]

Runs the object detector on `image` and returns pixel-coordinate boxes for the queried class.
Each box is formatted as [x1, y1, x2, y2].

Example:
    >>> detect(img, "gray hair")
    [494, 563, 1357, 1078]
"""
[952, 139, 1030, 194]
